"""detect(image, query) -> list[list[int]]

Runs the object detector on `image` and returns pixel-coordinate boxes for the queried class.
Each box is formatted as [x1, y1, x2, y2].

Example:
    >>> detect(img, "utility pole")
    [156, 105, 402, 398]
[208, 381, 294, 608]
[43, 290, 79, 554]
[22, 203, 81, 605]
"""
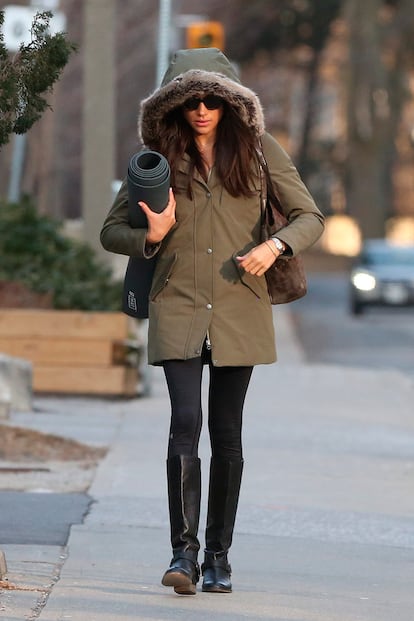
[156, 0, 171, 86]
[82, 0, 115, 259]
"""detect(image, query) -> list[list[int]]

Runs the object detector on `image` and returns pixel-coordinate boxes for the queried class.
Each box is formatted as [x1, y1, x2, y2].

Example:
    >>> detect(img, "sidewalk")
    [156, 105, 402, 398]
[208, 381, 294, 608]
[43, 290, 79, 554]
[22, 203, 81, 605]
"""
[2, 306, 414, 620]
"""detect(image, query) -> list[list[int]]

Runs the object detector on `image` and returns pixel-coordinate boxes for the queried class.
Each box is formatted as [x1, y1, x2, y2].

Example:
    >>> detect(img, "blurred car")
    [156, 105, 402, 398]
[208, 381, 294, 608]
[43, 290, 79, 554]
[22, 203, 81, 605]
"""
[350, 239, 414, 315]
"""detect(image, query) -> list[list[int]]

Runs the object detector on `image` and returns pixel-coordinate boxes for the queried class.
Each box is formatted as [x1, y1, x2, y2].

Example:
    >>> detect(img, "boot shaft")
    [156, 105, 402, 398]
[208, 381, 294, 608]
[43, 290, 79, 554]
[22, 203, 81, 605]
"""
[166, 455, 201, 552]
[205, 457, 244, 553]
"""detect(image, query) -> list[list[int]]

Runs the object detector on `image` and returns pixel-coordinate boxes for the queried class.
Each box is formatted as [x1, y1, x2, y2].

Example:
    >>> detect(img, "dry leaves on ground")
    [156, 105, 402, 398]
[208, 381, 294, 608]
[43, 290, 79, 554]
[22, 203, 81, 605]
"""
[0, 425, 106, 462]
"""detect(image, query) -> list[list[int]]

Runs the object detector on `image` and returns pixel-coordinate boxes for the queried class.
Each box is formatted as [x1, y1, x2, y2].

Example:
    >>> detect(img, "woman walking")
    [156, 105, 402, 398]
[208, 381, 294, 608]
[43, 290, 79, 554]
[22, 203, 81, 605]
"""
[101, 48, 324, 595]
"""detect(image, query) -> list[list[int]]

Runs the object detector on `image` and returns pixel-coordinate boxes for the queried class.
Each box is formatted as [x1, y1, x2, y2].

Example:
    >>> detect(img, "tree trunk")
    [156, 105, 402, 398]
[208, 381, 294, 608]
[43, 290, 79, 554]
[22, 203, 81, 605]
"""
[345, 0, 394, 239]
[297, 50, 321, 182]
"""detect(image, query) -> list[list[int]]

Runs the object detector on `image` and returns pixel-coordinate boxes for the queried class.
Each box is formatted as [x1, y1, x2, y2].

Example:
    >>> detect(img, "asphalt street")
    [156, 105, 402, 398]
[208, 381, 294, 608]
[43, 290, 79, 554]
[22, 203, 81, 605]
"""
[0, 492, 91, 545]
[292, 273, 414, 373]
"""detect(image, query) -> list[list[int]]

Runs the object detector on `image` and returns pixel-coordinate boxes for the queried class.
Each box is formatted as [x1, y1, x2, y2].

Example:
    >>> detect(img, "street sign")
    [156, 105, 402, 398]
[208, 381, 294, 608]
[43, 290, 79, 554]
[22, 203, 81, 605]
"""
[3, 5, 66, 52]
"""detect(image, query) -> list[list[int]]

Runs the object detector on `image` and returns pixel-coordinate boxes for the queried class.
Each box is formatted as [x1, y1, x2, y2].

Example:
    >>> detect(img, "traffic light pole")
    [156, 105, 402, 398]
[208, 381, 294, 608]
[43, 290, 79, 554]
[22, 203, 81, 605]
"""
[156, 0, 171, 87]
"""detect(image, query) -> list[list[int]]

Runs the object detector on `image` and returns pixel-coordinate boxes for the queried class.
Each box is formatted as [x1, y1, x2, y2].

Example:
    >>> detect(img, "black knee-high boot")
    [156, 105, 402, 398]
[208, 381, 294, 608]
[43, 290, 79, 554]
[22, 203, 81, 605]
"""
[161, 455, 201, 595]
[202, 457, 244, 593]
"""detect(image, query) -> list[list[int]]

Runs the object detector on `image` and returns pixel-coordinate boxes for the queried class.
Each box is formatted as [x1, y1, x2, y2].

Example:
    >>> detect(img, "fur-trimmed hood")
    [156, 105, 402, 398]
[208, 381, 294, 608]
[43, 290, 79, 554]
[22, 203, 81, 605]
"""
[139, 48, 265, 146]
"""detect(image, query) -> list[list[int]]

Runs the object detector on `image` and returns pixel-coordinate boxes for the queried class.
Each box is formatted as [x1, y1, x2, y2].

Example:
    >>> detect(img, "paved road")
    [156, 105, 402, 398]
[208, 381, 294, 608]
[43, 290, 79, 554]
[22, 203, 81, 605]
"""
[0, 492, 91, 545]
[292, 273, 414, 374]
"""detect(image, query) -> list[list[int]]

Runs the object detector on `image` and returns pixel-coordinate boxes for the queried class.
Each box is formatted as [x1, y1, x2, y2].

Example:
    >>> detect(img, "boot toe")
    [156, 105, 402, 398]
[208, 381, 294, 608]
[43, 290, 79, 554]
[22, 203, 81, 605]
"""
[162, 571, 197, 595]
[201, 564, 232, 593]
[162, 557, 200, 595]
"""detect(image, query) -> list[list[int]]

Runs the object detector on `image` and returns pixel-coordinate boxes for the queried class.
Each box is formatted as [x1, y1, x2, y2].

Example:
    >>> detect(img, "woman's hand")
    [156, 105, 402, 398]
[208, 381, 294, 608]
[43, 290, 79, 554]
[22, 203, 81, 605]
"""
[236, 242, 279, 277]
[140, 188, 176, 244]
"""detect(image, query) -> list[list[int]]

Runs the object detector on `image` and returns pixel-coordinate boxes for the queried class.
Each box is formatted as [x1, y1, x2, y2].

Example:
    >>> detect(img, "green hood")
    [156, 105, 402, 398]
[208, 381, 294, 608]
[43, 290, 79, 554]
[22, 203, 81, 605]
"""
[139, 48, 264, 146]
[161, 48, 241, 85]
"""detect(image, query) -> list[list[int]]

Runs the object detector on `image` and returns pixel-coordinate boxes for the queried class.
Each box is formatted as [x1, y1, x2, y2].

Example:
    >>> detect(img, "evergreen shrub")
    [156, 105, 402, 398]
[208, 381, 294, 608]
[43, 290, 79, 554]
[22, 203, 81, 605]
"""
[0, 196, 122, 311]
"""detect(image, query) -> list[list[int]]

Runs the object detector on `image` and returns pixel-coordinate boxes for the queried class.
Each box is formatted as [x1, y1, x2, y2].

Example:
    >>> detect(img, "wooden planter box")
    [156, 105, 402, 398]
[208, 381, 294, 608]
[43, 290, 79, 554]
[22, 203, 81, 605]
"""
[0, 309, 140, 396]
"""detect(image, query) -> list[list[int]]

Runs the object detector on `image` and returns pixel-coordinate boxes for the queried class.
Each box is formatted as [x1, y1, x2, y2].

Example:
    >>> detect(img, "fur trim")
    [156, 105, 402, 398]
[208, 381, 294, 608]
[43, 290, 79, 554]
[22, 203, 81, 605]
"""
[139, 69, 265, 145]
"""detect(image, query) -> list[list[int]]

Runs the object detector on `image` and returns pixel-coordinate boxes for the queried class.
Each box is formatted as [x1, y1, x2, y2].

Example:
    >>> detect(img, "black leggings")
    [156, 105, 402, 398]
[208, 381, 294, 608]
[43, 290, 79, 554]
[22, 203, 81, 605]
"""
[163, 352, 253, 461]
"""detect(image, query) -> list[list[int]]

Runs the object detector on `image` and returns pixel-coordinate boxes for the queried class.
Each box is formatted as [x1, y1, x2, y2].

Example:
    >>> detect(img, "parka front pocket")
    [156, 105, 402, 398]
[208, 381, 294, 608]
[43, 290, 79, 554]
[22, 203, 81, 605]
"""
[150, 252, 178, 301]
[231, 252, 263, 300]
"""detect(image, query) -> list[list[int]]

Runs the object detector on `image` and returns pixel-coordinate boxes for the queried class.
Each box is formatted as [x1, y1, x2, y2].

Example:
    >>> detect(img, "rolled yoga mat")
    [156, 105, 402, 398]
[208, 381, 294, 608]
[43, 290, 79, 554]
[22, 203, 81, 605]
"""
[122, 149, 171, 319]
[127, 149, 171, 226]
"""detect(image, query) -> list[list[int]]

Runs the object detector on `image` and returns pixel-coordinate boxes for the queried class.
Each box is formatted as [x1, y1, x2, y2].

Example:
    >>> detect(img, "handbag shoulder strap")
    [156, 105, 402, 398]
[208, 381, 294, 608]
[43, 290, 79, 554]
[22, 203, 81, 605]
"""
[255, 145, 267, 217]
[256, 140, 284, 216]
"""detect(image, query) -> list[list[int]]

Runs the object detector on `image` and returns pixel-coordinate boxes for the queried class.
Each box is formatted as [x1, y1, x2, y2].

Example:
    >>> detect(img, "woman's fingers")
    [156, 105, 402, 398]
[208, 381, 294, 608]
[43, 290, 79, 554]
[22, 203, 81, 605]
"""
[236, 243, 278, 275]
[166, 187, 176, 215]
[141, 188, 176, 244]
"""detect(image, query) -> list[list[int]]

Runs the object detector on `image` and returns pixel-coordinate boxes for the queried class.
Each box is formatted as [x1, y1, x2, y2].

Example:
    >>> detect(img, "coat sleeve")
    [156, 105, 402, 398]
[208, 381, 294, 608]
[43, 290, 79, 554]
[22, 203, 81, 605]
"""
[261, 132, 325, 257]
[100, 178, 160, 258]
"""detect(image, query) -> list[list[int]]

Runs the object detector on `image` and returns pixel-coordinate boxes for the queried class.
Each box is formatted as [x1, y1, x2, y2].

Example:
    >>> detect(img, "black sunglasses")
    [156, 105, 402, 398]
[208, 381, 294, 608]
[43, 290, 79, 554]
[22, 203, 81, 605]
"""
[183, 95, 224, 111]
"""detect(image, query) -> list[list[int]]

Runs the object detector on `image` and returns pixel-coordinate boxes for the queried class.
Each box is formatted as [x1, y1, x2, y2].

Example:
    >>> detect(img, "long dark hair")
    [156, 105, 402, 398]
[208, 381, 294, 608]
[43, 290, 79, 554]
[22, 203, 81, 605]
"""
[150, 101, 258, 198]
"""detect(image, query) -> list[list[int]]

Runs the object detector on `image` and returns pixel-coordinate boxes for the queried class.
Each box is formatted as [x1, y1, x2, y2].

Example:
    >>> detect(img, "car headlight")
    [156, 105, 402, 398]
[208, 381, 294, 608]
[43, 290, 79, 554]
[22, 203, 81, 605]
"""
[351, 271, 377, 291]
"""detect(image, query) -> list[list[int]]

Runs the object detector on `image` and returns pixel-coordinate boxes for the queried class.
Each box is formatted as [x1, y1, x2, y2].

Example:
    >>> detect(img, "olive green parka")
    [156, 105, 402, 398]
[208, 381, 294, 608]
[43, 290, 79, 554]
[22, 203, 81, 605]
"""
[101, 48, 324, 366]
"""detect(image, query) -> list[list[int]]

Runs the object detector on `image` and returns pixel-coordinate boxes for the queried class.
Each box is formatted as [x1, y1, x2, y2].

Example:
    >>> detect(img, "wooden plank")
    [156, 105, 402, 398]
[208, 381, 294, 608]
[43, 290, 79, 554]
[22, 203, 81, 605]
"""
[33, 365, 138, 396]
[0, 310, 131, 339]
[0, 338, 128, 366]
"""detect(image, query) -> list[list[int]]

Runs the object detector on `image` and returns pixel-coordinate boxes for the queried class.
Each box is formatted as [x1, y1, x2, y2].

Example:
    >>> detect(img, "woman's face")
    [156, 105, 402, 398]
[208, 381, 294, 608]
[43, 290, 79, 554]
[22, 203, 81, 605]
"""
[182, 96, 223, 140]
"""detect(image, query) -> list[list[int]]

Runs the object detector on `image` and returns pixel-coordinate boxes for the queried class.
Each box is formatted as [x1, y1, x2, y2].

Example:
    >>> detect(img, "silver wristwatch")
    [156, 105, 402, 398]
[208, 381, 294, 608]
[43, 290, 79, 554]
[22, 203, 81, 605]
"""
[271, 237, 285, 254]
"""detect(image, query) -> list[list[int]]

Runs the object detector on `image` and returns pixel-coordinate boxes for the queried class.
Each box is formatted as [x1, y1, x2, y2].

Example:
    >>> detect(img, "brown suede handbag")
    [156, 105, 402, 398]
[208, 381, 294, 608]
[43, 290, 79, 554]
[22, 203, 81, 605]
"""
[257, 148, 307, 304]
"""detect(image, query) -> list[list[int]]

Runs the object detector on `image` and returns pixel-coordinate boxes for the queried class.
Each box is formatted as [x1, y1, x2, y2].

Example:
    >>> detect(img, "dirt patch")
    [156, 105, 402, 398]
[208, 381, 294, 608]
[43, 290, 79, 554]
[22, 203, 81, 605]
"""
[0, 425, 107, 462]
[0, 425, 107, 492]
